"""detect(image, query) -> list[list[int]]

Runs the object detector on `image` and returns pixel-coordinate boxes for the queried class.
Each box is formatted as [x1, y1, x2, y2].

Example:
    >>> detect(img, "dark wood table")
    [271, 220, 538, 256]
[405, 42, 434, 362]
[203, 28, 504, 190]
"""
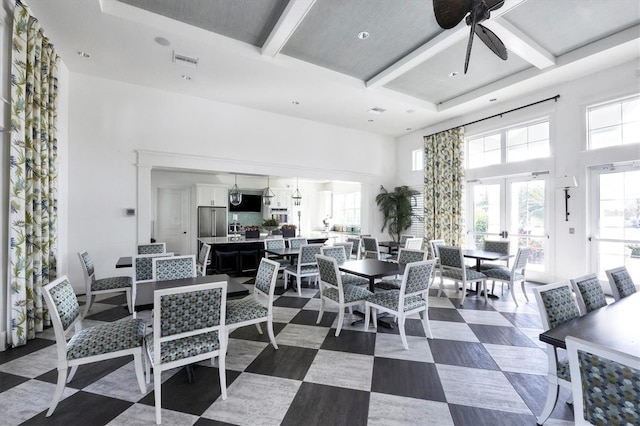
[116, 256, 133, 268]
[263, 247, 300, 259]
[135, 274, 249, 307]
[539, 292, 640, 356]
[378, 241, 401, 254]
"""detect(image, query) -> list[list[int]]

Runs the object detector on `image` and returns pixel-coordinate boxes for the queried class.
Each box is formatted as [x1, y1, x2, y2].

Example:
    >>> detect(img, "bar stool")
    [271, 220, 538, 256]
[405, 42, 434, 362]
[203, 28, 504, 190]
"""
[239, 248, 261, 273]
[215, 250, 238, 274]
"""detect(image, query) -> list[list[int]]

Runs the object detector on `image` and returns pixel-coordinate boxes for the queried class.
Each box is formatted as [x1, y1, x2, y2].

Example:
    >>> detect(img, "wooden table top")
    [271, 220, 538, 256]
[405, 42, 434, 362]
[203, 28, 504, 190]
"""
[539, 292, 640, 357]
[135, 274, 249, 306]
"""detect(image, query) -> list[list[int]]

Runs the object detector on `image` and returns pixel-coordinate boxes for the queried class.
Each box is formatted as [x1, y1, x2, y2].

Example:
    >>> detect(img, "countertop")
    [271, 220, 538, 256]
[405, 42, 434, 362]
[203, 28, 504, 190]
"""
[198, 233, 333, 245]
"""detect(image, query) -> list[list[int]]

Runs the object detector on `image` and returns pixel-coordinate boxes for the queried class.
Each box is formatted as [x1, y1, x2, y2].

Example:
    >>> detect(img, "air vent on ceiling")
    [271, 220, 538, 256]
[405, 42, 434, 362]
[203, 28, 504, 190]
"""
[172, 52, 199, 69]
[368, 107, 386, 114]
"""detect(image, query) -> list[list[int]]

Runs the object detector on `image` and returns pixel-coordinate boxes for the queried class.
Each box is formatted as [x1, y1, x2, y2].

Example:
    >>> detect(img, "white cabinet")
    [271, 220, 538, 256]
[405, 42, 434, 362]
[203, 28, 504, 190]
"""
[195, 184, 228, 207]
[272, 188, 291, 210]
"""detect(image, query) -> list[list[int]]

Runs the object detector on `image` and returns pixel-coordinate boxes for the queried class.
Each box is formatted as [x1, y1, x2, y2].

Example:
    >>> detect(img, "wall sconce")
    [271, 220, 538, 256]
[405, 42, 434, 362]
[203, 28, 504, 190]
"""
[556, 175, 578, 221]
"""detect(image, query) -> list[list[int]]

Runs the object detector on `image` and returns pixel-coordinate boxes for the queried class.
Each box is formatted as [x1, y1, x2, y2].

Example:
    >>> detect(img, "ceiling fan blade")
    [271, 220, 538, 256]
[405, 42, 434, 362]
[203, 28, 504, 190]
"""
[464, 22, 476, 74]
[433, 0, 473, 29]
[475, 24, 508, 60]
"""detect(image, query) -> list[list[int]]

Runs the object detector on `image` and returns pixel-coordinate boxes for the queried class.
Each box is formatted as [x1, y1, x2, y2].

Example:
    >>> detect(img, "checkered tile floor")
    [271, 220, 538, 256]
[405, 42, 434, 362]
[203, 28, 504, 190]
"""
[0, 277, 576, 425]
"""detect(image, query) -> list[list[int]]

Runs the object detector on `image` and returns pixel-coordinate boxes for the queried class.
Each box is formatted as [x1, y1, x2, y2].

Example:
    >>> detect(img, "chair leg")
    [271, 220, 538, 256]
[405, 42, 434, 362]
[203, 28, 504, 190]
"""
[364, 304, 370, 331]
[459, 281, 466, 306]
[296, 276, 302, 296]
[218, 352, 227, 401]
[126, 288, 133, 314]
[317, 299, 325, 324]
[267, 318, 278, 349]
[47, 365, 68, 416]
[154, 370, 162, 425]
[482, 281, 487, 303]
[145, 350, 151, 384]
[335, 307, 345, 337]
[399, 315, 409, 350]
[133, 352, 147, 393]
[509, 281, 519, 306]
[537, 381, 560, 425]
[521, 280, 530, 302]
[67, 365, 79, 382]
[420, 309, 433, 339]
[83, 294, 95, 319]
[372, 307, 378, 329]
[254, 323, 263, 335]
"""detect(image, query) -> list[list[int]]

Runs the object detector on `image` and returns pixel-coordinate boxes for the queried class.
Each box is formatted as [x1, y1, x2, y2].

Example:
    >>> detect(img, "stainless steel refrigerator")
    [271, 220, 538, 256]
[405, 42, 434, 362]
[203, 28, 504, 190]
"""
[198, 206, 228, 238]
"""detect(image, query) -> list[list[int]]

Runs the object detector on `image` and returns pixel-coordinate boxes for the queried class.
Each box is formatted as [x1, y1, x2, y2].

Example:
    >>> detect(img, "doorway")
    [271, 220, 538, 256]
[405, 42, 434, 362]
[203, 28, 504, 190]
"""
[155, 187, 191, 255]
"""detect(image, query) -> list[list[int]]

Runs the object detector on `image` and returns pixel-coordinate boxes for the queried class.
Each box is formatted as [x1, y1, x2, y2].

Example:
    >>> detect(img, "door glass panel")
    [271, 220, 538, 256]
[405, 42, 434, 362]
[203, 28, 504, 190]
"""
[472, 183, 501, 248]
[510, 180, 546, 271]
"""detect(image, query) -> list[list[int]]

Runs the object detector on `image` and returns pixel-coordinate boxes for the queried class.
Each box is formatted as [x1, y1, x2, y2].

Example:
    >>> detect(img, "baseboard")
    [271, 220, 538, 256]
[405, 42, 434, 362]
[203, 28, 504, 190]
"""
[0, 331, 7, 351]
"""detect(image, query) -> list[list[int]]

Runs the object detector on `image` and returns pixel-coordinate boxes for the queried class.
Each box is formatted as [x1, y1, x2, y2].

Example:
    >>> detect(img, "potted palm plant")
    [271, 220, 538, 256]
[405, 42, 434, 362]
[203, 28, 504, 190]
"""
[375, 185, 421, 242]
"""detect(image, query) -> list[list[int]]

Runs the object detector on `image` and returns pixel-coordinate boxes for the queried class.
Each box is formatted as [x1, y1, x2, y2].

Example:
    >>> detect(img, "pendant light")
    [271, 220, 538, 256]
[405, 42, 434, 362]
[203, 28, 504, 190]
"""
[263, 176, 275, 205]
[291, 177, 302, 206]
[229, 174, 242, 206]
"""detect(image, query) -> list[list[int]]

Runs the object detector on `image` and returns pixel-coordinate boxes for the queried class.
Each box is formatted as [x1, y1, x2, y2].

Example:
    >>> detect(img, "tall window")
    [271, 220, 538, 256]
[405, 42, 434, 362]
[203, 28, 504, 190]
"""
[412, 149, 423, 171]
[467, 119, 550, 169]
[409, 185, 424, 237]
[588, 95, 640, 149]
[333, 192, 361, 226]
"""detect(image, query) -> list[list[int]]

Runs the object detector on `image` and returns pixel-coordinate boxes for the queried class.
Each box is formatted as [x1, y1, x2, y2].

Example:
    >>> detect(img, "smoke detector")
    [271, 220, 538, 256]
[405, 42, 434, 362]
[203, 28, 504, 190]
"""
[172, 52, 199, 69]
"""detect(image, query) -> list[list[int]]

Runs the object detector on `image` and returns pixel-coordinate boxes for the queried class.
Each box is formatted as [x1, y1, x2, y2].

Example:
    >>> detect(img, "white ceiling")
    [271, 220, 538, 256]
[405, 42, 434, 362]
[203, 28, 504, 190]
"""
[28, 0, 640, 137]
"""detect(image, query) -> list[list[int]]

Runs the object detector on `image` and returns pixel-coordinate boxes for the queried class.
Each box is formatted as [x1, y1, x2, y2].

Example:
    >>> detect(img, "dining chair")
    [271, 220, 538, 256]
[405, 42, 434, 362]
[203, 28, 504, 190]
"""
[399, 234, 413, 246]
[132, 252, 174, 318]
[146, 281, 228, 425]
[283, 244, 323, 296]
[196, 243, 212, 276]
[566, 335, 640, 426]
[287, 237, 308, 249]
[334, 241, 353, 259]
[346, 237, 362, 259]
[483, 247, 530, 306]
[226, 258, 280, 349]
[404, 237, 424, 250]
[321, 246, 369, 287]
[375, 248, 428, 291]
[42, 276, 146, 417]
[437, 246, 487, 306]
[569, 273, 607, 316]
[478, 240, 510, 271]
[152, 254, 197, 281]
[315, 254, 373, 336]
[362, 236, 391, 260]
[428, 239, 445, 285]
[365, 260, 435, 349]
[78, 250, 133, 318]
[533, 280, 581, 425]
[605, 266, 637, 301]
[263, 238, 289, 277]
[137, 242, 166, 254]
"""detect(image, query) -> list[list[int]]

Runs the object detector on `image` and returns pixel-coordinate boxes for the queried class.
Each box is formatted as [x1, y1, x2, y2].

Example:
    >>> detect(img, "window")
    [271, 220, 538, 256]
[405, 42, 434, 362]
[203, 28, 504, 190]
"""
[333, 192, 361, 226]
[588, 95, 640, 149]
[412, 149, 423, 171]
[466, 119, 550, 168]
[409, 186, 424, 237]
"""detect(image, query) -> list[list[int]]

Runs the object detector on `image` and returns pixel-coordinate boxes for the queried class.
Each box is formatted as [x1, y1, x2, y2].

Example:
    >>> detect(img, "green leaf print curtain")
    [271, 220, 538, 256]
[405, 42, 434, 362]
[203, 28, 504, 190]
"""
[423, 127, 465, 247]
[9, 0, 59, 347]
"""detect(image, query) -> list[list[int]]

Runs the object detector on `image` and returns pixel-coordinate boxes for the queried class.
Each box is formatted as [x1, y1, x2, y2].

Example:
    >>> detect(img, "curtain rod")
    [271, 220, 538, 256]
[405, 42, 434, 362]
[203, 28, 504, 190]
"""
[437, 94, 560, 134]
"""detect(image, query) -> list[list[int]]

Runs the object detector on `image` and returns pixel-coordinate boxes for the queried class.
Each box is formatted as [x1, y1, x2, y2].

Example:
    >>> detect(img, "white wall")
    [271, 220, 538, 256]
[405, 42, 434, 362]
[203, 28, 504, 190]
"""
[66, 73, 395, 291]
[395, 59, 640, 282]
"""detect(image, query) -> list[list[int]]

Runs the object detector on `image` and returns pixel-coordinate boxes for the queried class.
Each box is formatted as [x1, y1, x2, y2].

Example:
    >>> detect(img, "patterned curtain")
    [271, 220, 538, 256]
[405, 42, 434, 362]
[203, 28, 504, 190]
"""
[9, 0, 59, 347]
[423, 127, 465, 247]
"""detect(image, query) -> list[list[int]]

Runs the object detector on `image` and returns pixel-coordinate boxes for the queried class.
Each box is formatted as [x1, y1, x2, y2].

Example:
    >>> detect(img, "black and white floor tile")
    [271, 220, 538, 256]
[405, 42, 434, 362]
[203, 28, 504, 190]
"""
[0, 277, 576, 425]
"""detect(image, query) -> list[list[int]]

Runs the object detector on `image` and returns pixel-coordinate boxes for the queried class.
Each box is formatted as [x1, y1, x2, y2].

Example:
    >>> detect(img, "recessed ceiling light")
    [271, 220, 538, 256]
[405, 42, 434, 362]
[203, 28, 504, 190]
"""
[489, 98, 497, 102]
[406, 109, 415, 114]
[406, 128, 412, 131]
[449, 71, 458, 77]
[154, 36, 170, 47]
[181, 75, 191, 81]
[77, 51, 90, 58]
[368, 107, 386, 114]
[368, 119, 374, 123]
[292, 101, 300, 105]
[357, 31, 370, 40]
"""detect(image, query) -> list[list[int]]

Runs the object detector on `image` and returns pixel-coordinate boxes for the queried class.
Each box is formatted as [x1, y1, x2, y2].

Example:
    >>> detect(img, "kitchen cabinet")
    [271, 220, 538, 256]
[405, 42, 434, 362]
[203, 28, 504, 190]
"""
[195, 184, 228, 207]
[272, 188, 292, 210]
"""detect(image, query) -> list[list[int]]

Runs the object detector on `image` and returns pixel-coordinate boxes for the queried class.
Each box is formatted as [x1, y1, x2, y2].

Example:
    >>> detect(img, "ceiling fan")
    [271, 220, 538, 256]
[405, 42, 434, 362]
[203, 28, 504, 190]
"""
[433, 0, 508, 73]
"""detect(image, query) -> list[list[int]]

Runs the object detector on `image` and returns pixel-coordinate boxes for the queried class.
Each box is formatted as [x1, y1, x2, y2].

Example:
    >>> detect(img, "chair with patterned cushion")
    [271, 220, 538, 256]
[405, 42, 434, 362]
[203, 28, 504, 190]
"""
[478, 240, 510, 271]
[483, 247, 530, 306]
[437, 246, 487, 306]
[315, 254, 373, 336]
[334, 242, 353, 259]
[375, 248, 428, 291]
[605, 266, 637, 301]
[42, 276, 146, 417]
[283, 244, 323, 296]
[429, 239, 445, 284]
[321, 246, 369, 287]
[264, 238, 289, 277]
[566, 335, 640, 426]
[533, 281, 581, 425]
[226, 258, 280, 349]
[137, 242, 166, 254]
[404, 237, 424, 250]
[346, 237, 362, 259]
[152, 255, 196, 281]
[146, 281, 227, 425]
[132, 253, 174, 318]
[365, 260, 435, 349]
[570, 273, 607, 316]
[362, 236, 392, 261]
[287, 237, 308, 249]
[196, 243, 212, 276]
[78, 250, 133, 318]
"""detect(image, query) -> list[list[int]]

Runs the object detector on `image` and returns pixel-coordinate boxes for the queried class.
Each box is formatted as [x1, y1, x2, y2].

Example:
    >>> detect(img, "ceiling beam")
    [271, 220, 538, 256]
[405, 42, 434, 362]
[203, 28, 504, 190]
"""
[483, 17, 555, 69]
[366, 0, 526, 89]
[261, 0, 316, 58]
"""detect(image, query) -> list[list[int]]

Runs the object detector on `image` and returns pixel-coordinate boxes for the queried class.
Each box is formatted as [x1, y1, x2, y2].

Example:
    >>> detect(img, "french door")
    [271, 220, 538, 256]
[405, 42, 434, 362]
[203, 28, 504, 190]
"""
[466, 175, 551, 282]
[155, 187, 191, 255]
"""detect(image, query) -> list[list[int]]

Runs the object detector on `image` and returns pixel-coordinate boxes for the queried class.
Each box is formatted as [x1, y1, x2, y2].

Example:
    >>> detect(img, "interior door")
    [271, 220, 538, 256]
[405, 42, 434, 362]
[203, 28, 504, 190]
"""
[467, 176, 550, 281]
[155, 187, 190, 255]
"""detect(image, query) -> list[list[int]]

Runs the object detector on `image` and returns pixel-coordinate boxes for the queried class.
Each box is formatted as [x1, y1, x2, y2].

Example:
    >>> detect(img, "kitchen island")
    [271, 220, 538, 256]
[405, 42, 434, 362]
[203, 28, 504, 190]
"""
[198, 235, 329, 275]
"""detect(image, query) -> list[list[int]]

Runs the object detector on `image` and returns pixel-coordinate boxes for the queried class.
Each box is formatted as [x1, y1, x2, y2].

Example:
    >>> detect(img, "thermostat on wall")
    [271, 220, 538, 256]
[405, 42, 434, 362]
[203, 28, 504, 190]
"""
[125, 208, 136, 216]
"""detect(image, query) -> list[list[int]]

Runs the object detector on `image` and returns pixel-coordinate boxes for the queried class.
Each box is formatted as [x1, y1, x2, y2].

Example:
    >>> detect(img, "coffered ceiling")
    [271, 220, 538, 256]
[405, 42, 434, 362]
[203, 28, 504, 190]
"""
[28, 0, 640, 136]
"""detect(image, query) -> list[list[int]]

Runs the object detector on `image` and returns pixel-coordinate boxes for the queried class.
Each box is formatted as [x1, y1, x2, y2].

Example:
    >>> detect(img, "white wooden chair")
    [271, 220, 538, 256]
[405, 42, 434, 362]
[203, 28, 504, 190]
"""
[152, 255, 196, 281]
[132, 252, 173, 318]
[78, 250, 132, 318]
[483, 247, 530, 306]
[196, 243, 212, 276]
[605, 266, 637, 301]
[283, 244, 323, 296]
[137, 242, 166, 254]
[437, 246, 487, 306]
[569, 273, 607, 316]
